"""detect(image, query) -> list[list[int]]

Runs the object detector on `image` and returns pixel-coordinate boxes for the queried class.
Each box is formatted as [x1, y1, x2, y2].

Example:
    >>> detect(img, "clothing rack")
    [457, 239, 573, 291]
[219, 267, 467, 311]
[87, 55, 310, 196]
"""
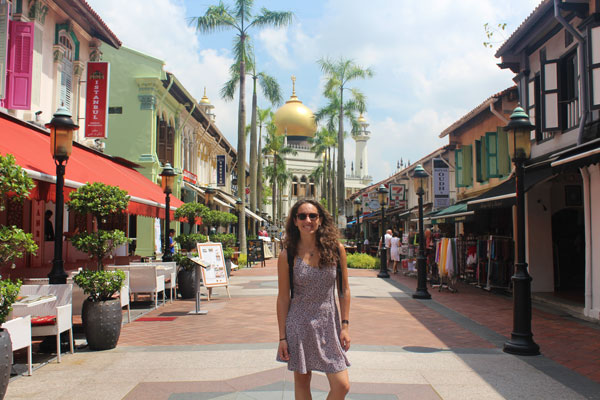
[484, 235, 514, 291]
[432, 238, 457, 293]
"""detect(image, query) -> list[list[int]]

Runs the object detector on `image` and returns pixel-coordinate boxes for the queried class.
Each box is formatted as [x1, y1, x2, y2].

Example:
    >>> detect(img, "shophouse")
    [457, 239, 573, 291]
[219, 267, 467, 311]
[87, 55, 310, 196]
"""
[0, 1, 190, 278]
[101, 45, 246, 256]
[495, 0, 600, 319]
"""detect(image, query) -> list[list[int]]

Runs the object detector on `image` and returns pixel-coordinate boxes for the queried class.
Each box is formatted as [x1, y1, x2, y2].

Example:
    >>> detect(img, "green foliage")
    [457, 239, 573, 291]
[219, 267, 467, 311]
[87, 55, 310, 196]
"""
[346, 253, 379, 269]
[483, 22, 508, 48]
[73, 269, 125, 302]
[174, 203, 209, 227]
[0, 225, 37, 265]
[0, 154, 35, 212]
[210, 233, 236, 248]
[0, 279, 21, 324]
[174, 233, 207, 252]
[203, 210, 237, 227]
[70, 230, 131, 271]
[174, 252, 197, 272]
[237, 253, 247, 267]
[223, 247, 233, 259]
[67, 182, 129, 224]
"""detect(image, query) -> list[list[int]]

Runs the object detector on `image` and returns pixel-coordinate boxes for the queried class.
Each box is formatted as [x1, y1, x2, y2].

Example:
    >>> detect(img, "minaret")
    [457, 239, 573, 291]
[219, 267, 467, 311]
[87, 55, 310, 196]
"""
[354, 114, 370, 179]
[199, 87, 215, 121]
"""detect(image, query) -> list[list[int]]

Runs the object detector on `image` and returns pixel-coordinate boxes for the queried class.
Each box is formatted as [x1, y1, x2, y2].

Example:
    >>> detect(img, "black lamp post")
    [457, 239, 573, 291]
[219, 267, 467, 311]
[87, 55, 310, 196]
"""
[160, 163, 176, 262]
[235, 198, 243, 246]
[412, 164, 431, 299]
[377, 184, 389, 278]
[353, 197, 362, 251]
[46, 107, 78, 284]
[503, 106, 540, 356]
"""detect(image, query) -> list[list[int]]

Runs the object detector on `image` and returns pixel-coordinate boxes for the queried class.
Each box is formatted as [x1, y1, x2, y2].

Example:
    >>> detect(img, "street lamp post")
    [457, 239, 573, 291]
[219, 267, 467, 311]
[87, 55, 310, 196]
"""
[160, 163, 176, 262]
[46, 107, 78, 284]
[412, 164, 431, 299]
[503, 107, 540, 356]
[353, 197, 362, 252]
[235, 198, 243, 247]
[377, 184, 389, 278]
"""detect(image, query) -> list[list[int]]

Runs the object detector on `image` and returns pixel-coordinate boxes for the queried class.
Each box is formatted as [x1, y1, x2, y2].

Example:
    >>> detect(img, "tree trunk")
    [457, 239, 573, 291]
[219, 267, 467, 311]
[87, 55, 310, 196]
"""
[257, 129, 263, 217]
[332, 147, 337, 219]
[237, 36, 247, 254]
[327, 149, 332, 212]
[337, 88, 344, 224]
[272, 156, 277, 226]
[249, 76, 258, 235]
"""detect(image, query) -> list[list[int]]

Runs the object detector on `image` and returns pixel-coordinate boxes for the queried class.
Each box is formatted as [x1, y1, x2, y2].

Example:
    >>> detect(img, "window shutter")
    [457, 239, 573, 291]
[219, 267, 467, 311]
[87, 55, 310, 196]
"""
[486, 131, 499, 178]
[475, 140, 482, 182]
[6, 20, 34, 110]
[590, 26, 600, 109]
[455, 149, 463, 187]
[157, 120, 166, 163]
[59, 56, 72, 110]
[527, 79, 535, 129]
[496, 127, 511, 176]
[462, 145, 473, 187]
[0, 3, 10, 99]
[167, 126, 175, 165]
[541, 59, 560, 130]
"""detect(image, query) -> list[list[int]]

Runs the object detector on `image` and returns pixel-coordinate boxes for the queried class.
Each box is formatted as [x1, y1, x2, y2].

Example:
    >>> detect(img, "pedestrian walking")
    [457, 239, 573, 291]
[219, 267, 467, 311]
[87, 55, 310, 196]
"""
[276, 199, 351, 399]
[390, 230, 400, 273]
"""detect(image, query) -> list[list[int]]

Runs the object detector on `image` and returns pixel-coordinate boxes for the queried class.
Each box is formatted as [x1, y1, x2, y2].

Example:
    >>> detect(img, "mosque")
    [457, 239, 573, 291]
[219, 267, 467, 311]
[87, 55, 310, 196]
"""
[263, 77, 372, 224]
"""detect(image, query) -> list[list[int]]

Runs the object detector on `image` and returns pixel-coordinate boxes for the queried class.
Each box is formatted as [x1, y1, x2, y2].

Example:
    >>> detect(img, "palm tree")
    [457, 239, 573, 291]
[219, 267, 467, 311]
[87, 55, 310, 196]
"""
[193, 1, 293, 253]
[262, 121, 296, 225]
[256, 107, 272, 215]
[309, 127, 336, 212]
[317, 57, 373, 222]
[222, 60, 283, 228]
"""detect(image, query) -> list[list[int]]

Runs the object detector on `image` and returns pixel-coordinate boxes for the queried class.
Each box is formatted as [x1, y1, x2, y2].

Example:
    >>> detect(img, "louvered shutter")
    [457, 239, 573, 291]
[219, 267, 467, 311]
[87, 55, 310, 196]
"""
[496, 127, 511, 177]
[541, 59, 560, 130]
[59, 56, 72, 110]
[6, 20, 34, 110]
[455, 149, 463, 187]
[486, 131, 499, 178]
[590, 26, 600, 109]
[167, 126, 175, 165]
[0, 3, 9, 99]
[157, 120, 167, 163]
[527, 79, 536, 130]
[462, 145, 473, 187]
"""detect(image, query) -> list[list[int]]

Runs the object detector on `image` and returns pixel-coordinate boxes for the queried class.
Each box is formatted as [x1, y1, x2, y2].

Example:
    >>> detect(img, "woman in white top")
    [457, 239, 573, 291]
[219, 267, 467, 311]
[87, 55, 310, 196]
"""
[390, 230, 400, 273]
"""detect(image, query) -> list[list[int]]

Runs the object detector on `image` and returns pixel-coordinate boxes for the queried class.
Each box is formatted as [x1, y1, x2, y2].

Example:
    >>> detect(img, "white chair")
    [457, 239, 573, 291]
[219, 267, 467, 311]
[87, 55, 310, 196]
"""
[127, 266, 165, 309]
[2, 315, 32, 376]
[121, 271, 131, 323]
[12, 284, 74, 363]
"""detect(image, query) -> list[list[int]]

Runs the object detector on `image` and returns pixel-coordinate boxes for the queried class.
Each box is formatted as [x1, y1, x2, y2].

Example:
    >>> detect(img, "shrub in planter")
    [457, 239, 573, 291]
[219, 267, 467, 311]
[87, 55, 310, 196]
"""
[237, 254, 247, 268]
[174, 233, 207, 252]
[0, 279, 21, 397]
[73, 270, 125, 350]
[346, 253, 380, 269]
[174, 203, 209, 234]
[174, 252, 197, 299]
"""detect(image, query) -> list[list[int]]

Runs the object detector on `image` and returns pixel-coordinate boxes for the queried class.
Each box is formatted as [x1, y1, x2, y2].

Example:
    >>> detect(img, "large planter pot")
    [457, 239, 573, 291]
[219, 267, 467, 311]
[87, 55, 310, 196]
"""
[82, 298, 122, 351]
[177, 268, 196, 299]
[0, 329, 11, 399]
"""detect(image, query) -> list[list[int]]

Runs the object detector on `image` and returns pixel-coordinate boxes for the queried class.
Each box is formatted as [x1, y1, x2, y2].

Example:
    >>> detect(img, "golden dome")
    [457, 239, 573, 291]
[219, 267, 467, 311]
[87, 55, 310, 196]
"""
[357, 114, 367, 124]
[273, 76, 316, 137]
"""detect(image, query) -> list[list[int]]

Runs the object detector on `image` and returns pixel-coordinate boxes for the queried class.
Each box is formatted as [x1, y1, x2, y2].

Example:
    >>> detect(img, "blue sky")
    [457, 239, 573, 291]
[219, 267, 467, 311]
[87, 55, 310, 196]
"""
[87, 0, 540, 182]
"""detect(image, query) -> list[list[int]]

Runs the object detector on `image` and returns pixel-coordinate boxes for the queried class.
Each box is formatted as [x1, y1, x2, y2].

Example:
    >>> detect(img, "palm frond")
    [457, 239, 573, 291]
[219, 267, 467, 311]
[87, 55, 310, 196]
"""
[193, 3, 238, 33]
[258, 72, 283, 106]
[220, 74, 239, 101]
[234, 0, 254, 23]
[248, 9, 294, 30]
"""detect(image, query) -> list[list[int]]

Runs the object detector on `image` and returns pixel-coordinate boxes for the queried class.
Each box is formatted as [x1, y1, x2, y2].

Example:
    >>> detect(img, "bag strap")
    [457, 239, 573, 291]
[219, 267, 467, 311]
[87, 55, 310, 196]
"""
[287, 250, 294, 299]
[337, 246, 343, 297]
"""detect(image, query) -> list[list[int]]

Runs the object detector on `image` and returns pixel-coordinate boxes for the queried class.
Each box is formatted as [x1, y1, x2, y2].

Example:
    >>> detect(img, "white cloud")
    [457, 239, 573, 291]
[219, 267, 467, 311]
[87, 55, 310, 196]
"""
[258, 27, 294, 69]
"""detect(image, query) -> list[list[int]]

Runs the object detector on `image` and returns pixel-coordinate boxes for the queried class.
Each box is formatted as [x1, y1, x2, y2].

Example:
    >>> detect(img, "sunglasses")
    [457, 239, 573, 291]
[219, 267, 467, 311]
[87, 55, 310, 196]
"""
[296, 213, 319, 221]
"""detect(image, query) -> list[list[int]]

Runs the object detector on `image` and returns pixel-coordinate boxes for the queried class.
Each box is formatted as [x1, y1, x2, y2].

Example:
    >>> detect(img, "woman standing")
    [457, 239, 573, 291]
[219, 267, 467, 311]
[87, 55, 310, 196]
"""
[276, 199, 351, 399]
[390, 230, 400, 274]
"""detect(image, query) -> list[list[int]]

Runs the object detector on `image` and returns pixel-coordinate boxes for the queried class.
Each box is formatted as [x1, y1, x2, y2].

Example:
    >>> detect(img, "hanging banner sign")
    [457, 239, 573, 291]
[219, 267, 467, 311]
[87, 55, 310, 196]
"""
[388, 183, 406, 208]
[183, 169, 197, 185]
[84, 62, 110, 138]
[433, 158, 450, 209]
[216, 155, 225, 186]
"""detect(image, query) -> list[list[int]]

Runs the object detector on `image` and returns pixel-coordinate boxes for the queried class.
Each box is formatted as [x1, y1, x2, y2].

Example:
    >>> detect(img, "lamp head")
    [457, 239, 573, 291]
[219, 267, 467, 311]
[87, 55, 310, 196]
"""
[412, 164, 428, 195]
[377, 184, 388, 206]
[160, 163, 176, 194]
[46, 106, 79, 160]
[504, 106, 533, 161]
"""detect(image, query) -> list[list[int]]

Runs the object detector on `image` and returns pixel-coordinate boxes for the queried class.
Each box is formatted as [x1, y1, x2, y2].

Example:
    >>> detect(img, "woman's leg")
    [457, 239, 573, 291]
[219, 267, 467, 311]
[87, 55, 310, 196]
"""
[325, 369, 350, 399]
[294, 371, 312, 400]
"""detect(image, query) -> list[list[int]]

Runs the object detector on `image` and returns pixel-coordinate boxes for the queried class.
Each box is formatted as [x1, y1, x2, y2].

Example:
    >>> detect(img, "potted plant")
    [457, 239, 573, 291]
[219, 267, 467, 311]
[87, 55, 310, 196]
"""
[173, 252, 197, 299]
[67, 182, 131, 350]
[0, 154, 36, 396]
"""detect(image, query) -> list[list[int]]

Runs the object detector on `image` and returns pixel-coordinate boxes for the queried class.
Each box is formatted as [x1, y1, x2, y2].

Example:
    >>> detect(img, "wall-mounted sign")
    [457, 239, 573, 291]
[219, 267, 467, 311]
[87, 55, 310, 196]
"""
[216, 155, 225, 186]
[388, 184, 406, 208]
[433, 158, 450, 209]
[84, 62, 110, 138]
[183, 169, 197, 185]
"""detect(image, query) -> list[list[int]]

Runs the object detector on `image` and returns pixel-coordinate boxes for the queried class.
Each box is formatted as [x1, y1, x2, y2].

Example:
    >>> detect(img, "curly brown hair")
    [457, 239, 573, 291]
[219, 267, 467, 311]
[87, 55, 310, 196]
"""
[284, 199, 340, 267]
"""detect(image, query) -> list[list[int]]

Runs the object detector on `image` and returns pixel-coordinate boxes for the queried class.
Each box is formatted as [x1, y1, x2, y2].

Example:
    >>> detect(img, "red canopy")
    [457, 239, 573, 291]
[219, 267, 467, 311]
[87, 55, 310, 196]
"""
[0, 114, 184, 219]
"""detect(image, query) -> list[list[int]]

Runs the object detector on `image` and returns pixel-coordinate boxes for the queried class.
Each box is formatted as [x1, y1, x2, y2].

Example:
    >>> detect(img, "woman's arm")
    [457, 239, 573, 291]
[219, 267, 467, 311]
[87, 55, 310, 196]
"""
[337, 243, 351, 351]
[276, 249, 291, 360]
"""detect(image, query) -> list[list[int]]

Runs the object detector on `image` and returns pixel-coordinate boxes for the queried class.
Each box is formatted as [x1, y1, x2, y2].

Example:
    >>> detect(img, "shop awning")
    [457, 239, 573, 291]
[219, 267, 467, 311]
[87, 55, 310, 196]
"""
[429, 203, 473, 224]
[551, 138, 600, 171]
[0, 114, 184, 218]
[214, 197, 233, 209]
[467, 166, 554, 211]
[245, 208, 265, 223]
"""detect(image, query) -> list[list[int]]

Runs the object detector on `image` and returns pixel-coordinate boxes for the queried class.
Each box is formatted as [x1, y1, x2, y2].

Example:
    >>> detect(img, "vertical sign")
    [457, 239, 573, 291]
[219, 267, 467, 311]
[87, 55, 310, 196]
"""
[433, 158, 450, 209]
[388, 184, 406, 208]
[216, 155, 225, 186]
[85, 62, 110, 138]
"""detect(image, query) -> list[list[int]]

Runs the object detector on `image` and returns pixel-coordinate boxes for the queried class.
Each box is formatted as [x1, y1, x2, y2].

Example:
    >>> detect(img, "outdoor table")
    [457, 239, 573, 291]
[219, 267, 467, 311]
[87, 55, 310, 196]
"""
[13, 294, 57, 310]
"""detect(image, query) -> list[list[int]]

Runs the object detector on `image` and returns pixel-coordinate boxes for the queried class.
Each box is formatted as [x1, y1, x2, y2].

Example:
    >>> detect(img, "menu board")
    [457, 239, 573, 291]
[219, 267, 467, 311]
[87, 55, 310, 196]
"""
[197, 242, 229, 287]
[247, 239, 265, 263]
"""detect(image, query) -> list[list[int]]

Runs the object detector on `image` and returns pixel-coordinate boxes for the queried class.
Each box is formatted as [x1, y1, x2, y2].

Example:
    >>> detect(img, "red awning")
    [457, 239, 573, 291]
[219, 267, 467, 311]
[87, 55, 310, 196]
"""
[0, 114, 184, 218]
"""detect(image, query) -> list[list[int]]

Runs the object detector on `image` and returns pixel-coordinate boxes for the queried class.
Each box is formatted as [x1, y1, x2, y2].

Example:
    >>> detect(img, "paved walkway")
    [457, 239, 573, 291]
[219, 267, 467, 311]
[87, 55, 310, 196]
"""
[6, 259, 600, 399]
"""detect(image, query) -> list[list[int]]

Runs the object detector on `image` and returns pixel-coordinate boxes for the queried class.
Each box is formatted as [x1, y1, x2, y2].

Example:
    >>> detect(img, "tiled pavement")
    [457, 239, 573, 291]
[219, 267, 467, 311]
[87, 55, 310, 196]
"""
[5, 259, 600, 399]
